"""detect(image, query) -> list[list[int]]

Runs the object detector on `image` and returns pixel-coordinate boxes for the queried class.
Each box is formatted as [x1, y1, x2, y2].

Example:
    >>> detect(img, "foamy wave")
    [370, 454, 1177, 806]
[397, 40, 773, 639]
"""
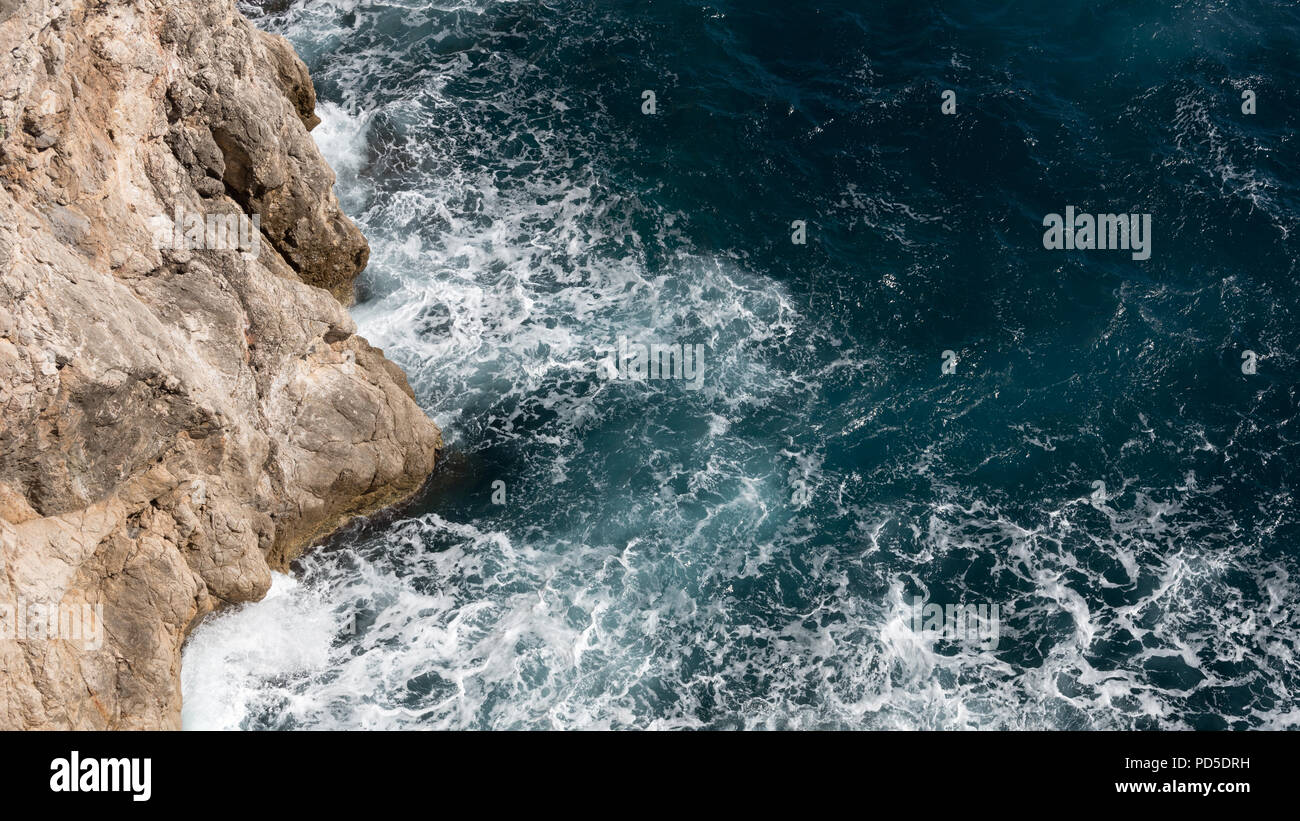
[184, 0, 1300, 731]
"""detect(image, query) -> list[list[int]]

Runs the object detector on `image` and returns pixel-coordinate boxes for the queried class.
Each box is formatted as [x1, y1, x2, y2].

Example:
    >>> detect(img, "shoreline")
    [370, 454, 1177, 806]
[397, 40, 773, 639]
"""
[0, 0, 442, 729]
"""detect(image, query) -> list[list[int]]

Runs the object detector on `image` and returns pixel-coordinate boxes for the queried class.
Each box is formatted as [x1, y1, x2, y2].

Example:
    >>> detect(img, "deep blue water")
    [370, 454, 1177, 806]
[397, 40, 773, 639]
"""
[183, 0, 1300, 729]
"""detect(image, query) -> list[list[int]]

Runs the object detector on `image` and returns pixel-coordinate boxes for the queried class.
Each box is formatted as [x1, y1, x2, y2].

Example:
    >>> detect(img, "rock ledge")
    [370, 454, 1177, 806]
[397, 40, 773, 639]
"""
[0, 0, 442, 729]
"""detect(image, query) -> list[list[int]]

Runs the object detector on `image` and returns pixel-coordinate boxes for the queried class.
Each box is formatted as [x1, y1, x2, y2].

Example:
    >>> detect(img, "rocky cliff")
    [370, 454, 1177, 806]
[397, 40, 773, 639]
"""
[0, 0, 442, 729]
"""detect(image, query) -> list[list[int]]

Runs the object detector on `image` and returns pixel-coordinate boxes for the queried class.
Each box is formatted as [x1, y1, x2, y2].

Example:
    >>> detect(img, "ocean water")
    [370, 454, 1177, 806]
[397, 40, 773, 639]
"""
[182, 0, 1300, 730]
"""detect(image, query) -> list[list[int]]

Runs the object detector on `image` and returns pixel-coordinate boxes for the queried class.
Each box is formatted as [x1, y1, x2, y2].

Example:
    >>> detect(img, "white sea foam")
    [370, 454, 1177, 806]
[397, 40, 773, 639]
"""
[183, 1, 1300, 731]
[181, 574, 339, 730]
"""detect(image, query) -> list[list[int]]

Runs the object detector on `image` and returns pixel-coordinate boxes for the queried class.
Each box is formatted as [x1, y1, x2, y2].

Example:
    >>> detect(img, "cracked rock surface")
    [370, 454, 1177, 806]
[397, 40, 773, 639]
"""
[0, 0, 442, 729]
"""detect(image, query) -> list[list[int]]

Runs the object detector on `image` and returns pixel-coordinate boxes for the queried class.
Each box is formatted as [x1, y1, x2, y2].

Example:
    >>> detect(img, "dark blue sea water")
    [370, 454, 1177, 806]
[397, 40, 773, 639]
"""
[183, 0, 1300, 729]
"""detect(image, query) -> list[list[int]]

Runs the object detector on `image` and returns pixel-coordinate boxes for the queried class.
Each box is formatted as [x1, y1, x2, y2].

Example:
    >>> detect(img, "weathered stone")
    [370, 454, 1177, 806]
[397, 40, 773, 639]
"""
[0, 0, 442, 729]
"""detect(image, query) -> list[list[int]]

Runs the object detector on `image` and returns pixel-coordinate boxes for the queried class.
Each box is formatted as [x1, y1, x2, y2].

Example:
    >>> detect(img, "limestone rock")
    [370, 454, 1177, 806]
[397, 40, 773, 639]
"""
[0, 0, 442, 729]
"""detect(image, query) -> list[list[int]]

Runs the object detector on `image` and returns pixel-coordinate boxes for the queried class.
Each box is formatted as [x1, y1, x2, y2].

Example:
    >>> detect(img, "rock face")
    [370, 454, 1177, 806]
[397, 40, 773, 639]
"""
[0, 0, 442, 728]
